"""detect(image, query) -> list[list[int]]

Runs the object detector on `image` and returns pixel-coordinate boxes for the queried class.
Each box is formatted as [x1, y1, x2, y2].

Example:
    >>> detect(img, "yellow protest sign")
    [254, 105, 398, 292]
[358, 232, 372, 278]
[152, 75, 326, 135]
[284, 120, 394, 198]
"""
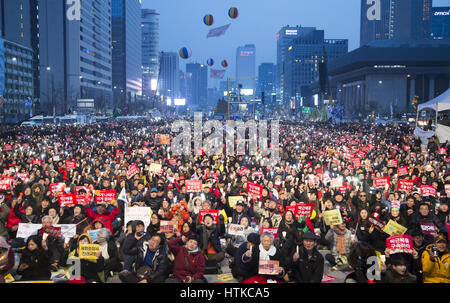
[323, 209, 343, 226]
[228, 196, 244, 208]
[382, 220, 407, 236]
[79, 243, 100, 260]
[149, 163, 162, 174]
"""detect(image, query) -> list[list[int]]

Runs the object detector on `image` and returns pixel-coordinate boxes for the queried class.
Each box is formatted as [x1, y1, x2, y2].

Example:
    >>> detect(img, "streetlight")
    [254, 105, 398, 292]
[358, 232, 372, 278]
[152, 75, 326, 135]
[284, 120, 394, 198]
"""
[12, 57, 17, 62]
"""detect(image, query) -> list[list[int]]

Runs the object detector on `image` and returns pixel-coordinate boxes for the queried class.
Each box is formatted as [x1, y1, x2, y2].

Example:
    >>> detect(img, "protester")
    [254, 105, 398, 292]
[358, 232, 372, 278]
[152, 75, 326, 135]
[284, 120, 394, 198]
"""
[291, 232, 324, 283]
[421, 234, 450, 283]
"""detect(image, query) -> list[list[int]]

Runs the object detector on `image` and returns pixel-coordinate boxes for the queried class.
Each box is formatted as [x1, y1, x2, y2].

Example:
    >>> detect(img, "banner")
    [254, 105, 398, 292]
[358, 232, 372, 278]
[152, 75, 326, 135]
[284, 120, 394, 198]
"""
[420, 222, 435, 235]
[382, 220, 407, 236]
[160, 221, 178, 233]
[79, 244, 100, 260]
[247, 182, 263, 198]
[127, 163, 139, 179]
[124, 206, 152, 230]
[58, 194, 76, 207]
[198, 209, 219, 224]
[16, 223, 76, 239]
[185, 180, 203, 193]
[228, 196, 244, 208]
[386, 235, 414, 254]
[207, 23, 231, 38]
[368, 216, 385, 231]
[398, 166, 409, 176]
[228, 224, 245, 236]
[323, 209, 343, 226]
[94, 190, 116, 204]
[65, 160, 76, 169]
[260, 227, 279, 239]
[397, 179, 414, 191]
[258, 260, 280, 275]
[420, 185, 437, 196]
[387, 159, 398, 167]
[374, 177, 390, 188]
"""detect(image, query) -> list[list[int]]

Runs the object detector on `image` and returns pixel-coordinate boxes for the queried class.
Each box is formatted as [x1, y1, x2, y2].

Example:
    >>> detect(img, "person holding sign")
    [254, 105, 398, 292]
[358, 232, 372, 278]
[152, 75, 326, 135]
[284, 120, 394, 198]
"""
[421, 234, 450, 283]
[254, 200, 283, 228]
[325, 223, 353, 270]
[291, 232, 324, 283]
[225, 216, 255, 257]
[17, 235, 51, 281]
[84, 201, 119, 234]
[409, 203, 446, 243]
[196, 214, 225, 273]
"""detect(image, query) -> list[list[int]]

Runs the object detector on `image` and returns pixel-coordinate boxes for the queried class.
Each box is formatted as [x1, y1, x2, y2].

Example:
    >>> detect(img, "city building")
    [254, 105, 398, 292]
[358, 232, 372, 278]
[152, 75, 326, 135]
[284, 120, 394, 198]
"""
[112, 0, 142, 111]
[186, 63, 207, 109]
[142, 9, 159, 98]
[431, 7, 450, 40]
[360, 0, 432, 46]
[284, 28, 348, 104]
[235, 44, 256, 91]
[37, 0, 113, 115]
[257, 63, 276, 100]
[329, 40, 450, 119]
[159, 51, 179, 100]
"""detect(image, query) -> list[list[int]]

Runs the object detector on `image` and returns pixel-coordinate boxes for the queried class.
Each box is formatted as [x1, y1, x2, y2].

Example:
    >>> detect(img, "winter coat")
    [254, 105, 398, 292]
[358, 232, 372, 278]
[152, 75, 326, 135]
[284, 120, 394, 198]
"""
[95, 239, 122, 273]
[292, 245, 324, 283]
[135, 241, 170, 283]
[421, 244, 450, 283]
[17, 247, 52, 281]
[196, 225, 222, 255]
[383, 266, 416, 283]
[253, 203, 282, 228]
[0, 204, 10, 238]
[168, 237, 205, 282]
[325, 228, 352, 256]
[239, 243, 284, 279]
[84, 204, 119, 233]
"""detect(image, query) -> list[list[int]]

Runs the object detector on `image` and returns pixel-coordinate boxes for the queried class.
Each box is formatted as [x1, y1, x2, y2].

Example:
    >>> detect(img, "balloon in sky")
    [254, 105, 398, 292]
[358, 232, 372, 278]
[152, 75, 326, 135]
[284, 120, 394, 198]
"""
[203, 14, 214, 26]
[228, 7, 238, 19]
[206, 58, 214, 66]
[221, 60, 228, 68]
[179, 47, 192, 59]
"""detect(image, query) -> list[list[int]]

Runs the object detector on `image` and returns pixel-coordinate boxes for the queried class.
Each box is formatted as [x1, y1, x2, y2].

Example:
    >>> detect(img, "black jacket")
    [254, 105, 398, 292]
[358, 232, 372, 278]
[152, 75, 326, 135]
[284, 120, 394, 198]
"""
[197, 225, 222, 254]
[292, 245, 324, 283]
[95, 239, 122, 272]
[135, 242, 170, 283]
[355, 220, 371, 243]
[18, 248, 52, 281]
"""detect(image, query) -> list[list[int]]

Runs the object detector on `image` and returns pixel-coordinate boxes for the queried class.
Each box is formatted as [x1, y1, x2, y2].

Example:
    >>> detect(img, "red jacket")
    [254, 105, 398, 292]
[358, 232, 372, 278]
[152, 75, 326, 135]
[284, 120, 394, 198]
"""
[6, 207, 21, 229]
[168, 237, 205, 282]
[84, 206, 119, 233]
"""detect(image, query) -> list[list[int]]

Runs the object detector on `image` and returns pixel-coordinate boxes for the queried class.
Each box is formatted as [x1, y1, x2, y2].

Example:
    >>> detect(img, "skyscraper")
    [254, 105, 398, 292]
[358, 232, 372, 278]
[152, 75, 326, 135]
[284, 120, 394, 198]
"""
[159, 52, 179, 99]
[186, 63, 207, 109]
[284, 29, 348, 104]
[112, 0, 142, 111]
[142, 9, 159, 98]
[257, 63, 276, 98]
[360, 0, 432, 46]
[431, 7, 450, 39]
[235, 44, 256, 91]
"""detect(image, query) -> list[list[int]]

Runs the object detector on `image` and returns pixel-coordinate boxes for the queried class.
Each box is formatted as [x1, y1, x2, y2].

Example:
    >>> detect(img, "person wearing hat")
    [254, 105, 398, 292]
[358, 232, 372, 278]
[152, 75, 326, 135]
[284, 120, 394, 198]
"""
[409, 202, 447, 243]
[290, 232, 324, 283]
[231, 200, 253, 225]
[384, 254, 417, 283]
[421, 234, 450, 283]
[436, 199, 449, 224]
[145, 188, 162, 213]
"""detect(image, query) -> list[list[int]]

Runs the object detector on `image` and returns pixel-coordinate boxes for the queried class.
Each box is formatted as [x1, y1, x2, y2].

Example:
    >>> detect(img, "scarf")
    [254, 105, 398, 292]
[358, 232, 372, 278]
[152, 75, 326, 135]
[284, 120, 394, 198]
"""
[202, 224, 216, 251]
[259, 244, 277, 260]
[52, 215, 60, 225]
[334, 226, 348, 255]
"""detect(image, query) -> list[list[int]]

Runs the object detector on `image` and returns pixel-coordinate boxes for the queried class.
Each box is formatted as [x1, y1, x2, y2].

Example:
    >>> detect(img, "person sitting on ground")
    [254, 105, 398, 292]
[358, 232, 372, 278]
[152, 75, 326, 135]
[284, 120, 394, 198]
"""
[291, 232, 324, 283]
[17, 235, 51, 281]
[421, 234, 450, 283]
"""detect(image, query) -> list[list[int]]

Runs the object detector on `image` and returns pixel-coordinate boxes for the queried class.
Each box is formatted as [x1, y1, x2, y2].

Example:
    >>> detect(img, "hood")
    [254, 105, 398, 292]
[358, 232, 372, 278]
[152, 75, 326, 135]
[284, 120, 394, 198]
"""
[131, 220, 145, 233]
[77, 233, 93, 246]
[92, 217, 106, 228]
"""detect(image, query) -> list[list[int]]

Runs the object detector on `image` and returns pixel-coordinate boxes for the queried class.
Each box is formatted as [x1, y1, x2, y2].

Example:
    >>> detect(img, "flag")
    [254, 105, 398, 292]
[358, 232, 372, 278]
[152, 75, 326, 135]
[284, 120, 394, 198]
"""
[210, 69, 226, 79]
[118, 187, 128, 205]
[207, 24, 231, 38]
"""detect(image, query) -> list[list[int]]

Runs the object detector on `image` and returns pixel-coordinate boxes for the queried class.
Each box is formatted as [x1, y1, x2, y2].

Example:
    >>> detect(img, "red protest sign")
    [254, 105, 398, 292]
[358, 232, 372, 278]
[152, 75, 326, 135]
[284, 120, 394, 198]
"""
[260, 227, 279, 239]
[50, 183, 66, 195]
[156, 134, 170, 145]
[438, 148, 447, 155]
[296, 203, 315, 217]
[168, 159, 177, 165]
[94, 190, 116, 204]
[127, 163, 139, 179]
[15, 173, 29, 181]
[387, 159, 398, 167]
[115, 150, 125, 159]
[374, 177, 390, 188]
[75, 195, 90, 206]
[198, 209, 219, 224]
[420, 185, 437, 196]
[368, 216, 386, 231]
[0, 179, 12, 191]
[65, 160, 76, 169]
[39, 226, 62, 238]
[185, 180, 202, 192]
[205, 173, 218, 180]
[3, 144, 13, 151]
[247, 182, 263, 198]
[398, 166, 409, 176]
[397, 179, 414, 191]
[75, 186, 91, 196]
[238, 167, 250, 176]
[446, 223, 450, 241]
[446, 184, 450, 195]
[285, 205, 296, 214]
[258, 260, 280, 275]
[420, 222, 435, 235]
[32, 159, 43, 166]
[253, 171, 264, 178]
[160, 221, 179, 233]
[58, 194, 76, 207]
[352, 157, 361, 168]
[386, 235, 414, 254]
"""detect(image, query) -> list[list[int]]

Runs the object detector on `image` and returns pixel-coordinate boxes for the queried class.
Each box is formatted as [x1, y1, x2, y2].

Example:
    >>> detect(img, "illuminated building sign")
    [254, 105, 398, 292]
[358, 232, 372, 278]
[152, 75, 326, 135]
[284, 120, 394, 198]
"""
[434, 10, 450, 16]
[285, 30, 298, 35]
[240, 51, 254, 57]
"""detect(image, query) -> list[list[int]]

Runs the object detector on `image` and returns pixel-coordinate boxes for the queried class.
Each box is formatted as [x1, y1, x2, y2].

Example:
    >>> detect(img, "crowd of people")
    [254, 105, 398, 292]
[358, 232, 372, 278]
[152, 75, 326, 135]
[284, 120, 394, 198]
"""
[0, 119, 449, 283]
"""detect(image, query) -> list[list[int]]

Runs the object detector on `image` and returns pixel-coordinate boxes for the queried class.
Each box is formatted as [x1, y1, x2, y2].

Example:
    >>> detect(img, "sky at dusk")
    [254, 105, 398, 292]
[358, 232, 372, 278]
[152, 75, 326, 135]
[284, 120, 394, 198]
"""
[142, 0, 449, 88]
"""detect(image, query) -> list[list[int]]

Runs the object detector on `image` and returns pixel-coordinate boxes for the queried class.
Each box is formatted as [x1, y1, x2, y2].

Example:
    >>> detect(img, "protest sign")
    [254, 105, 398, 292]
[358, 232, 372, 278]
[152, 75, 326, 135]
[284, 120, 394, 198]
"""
[50, 183, 66, 195]
[58, 194, 76, 207]
[94, 190, 116, 204]
[391, 200, 401, 210]
[198, 209, 219, 224]
[260, 227, 279, 239]
[296, 203, 315, 217]
[149, 163, 162, 174]
[3, 144, 12, 151]
[0, 179, 12, 191]
[228, 196, 244, 208]
[447, 223, 450, 241]
[238, 167, 250, 176]
[32, 159, 42, 166]
[168, 159, 177, 165]
[330, 177, 343, 188]
[205, 173, 218, 180]
[445, 184, 450, 195]
[386, 235, 414, 254]
[124, 206, 151, 230]
[387, 159, 398, 167]
[65, 160, 76, 169]
[438, 148, 447, 155]
[374, 177, 390, 188]
[15, 173, 29, 181]
[156, 134, 170, 145]
[321, 275, 340, 283]
[323, 209, 343, 226]
[258, 260, 280, 275]
[87, 229, 101, 242]
[352, 157, 361, 168]
[247, 182, 263, 198]
[79, 244, 100, 260]
[16, 223, 75, 239]
[228, 224, 245, 236]
[397, 179, 414, 191]
[160, 221, 179, 233]
[127, 163, 139, 179]
[75, 195, 90, 205]
[420, 185, 437, 196]
[253, 171, 264, 178]
[185, 180, 203, 193]
[398, 166, 409, 176]
[53, 155, 60, 162]
[420, 222, 435, 235]
[368, 216, 386, 231]
[382, 220, 407, 236]
[38, 226, 61, 238]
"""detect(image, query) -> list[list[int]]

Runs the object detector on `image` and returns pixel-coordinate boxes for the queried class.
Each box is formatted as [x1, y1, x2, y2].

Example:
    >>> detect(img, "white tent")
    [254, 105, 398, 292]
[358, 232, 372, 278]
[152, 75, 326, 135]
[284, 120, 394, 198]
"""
[414, 88, 450, 143]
